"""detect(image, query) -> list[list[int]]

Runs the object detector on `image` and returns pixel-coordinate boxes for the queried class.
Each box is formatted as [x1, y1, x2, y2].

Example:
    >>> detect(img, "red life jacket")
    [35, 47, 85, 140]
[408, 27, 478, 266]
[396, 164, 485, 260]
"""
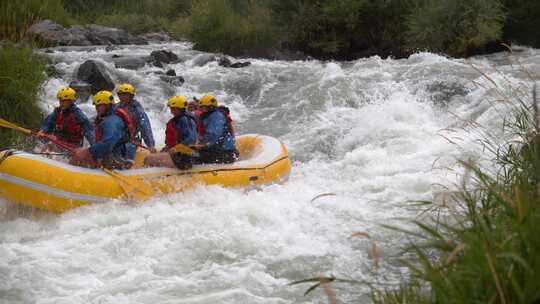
[94, 107, 136, 143]
[165, 113, 195, 149]
[53, 107, 83, 145]
[198, 106, 235, 137]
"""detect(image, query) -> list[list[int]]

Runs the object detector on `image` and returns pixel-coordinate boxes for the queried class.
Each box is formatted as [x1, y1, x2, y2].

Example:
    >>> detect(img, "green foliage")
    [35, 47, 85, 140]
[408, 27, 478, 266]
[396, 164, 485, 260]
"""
[95, 13, 169, 35]
[268, 0, 409, 59]
[406, 0, 505, 56]
[0, 0, 72, 41]
[185, 0, 278, 57]
[0, 44, 46, 149]
[502, 0, 540, 48]
[375, 82, 540, 303]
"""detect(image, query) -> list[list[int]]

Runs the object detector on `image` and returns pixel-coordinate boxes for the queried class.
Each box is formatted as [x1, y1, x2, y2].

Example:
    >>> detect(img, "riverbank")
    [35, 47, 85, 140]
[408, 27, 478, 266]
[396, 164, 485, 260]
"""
[3, 0, 539, 61]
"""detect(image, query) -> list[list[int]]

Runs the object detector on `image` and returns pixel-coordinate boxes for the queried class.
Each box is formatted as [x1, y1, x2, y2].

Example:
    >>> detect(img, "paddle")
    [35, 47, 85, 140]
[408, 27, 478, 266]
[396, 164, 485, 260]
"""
[0, 117, 154, 201]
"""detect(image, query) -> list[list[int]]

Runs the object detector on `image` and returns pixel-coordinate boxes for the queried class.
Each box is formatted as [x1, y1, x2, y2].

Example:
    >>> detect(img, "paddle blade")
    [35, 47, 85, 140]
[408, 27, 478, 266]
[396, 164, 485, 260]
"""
[0, 118, 33, 134]
[102, 168, 154, 201]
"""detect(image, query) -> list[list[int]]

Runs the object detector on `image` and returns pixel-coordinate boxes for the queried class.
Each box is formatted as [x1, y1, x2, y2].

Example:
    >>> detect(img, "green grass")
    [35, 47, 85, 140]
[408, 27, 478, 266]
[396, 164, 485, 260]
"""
[0, 44, 46, 149]
[0, 0, 71, 41]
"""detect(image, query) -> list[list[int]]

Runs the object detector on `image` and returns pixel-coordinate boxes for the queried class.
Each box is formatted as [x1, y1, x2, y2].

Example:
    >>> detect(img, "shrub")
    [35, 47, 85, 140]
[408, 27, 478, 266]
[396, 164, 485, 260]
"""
[95, 13, 169, 35]
[405, 0, 505, 57]
[0, 0, 71, 41]
[502, 0, 540, 48]
[185, 0, 278, 57]
[0, 44, 46, 149]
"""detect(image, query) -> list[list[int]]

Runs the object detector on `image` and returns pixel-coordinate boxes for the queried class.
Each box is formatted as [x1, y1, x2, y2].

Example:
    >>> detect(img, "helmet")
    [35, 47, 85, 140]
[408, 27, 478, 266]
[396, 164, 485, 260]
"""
[56, 87, 76, 101]
[197, 95, 218, 107]
[167, 96, 187, 110]
[117, 83, 135, 95]
[92, 91, 115, 105]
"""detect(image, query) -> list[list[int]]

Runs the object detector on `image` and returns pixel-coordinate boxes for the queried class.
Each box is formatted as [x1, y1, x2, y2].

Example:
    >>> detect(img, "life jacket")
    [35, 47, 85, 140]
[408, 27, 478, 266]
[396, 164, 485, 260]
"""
[117, 102, 142, 142]
[94, 107, 136, 143]
[53, 107, 83, 145]
[198, 106, 235, 138]
[165, 113, 196, 149]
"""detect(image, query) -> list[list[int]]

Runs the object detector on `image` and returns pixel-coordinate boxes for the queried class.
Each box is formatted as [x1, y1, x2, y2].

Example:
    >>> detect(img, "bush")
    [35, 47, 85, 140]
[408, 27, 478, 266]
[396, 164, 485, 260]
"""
[502, 0, 540, 48]
[405, 0, 505, 57]
[0, 44, 46, 149]
[95, 13, 169, 35]
[0, 0, 72, 41]
[185, 0, 279, 57]
[269, 0, 409, 59]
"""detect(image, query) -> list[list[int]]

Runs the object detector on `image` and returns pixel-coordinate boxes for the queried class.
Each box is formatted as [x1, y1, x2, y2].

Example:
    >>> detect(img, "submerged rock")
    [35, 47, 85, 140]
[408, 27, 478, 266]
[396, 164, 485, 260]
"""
[113, 56, 146, 70]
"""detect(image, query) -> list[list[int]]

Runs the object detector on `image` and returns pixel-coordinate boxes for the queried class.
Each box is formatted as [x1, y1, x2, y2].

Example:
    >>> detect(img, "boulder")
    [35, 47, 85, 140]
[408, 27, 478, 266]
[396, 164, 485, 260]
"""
[25, 20, 148, 47]
[165, 69, 176, 76]
[218, 56, 232, 67]
[69, 81, 93, 103]
[113, 56, 146, 70]
[83, 24, 146, 45]
[159, 75, 185, 86]
[138, 32, 171, 42]
[230, 61, 251, 68]
[75, 60, 115, 94]
[150, 50, 179, 65]
[192, 54, 218, 67]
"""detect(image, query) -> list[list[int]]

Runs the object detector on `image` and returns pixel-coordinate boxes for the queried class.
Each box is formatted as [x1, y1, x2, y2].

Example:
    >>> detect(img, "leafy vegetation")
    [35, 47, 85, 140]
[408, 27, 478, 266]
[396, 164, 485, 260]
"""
[0, 44, 46, 149]
[0, 0, 71, 41]
[186, 0, 278, 57]
[405, 0, 505, 57]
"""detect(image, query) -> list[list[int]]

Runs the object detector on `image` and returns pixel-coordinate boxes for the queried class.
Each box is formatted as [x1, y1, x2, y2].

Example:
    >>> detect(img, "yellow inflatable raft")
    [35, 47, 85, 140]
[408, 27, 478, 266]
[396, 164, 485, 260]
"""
[0, 134, 290, 213]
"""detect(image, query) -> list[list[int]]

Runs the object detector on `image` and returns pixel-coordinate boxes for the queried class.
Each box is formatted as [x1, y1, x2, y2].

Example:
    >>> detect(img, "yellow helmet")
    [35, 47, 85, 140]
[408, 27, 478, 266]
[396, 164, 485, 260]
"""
[197, 95, 218, 107]
[92, 91, 115, 105]
[117, 83, 135, 95]
[56, 87, 76, 101]
[167, 96, 187, 110]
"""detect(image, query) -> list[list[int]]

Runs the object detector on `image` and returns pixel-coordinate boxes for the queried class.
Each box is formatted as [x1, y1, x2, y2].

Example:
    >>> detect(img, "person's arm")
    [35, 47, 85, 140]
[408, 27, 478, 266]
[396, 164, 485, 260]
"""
[40, 111, 56, 133]
[179, 116, 197, 146]
[89, 117, 122, 161]
[135, 103, 155, 147]
[200, 111, 225, 147]
[75, 109, 95, 145]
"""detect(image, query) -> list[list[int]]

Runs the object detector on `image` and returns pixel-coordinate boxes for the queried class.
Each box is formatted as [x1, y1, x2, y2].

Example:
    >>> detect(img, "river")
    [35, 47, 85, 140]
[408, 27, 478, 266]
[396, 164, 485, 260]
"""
[1, 42, 539, 303]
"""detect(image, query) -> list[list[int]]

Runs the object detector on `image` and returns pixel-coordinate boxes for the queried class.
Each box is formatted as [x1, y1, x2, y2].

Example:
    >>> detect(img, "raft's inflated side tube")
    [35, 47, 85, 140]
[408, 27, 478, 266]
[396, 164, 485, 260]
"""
[0, 135, 291, 213]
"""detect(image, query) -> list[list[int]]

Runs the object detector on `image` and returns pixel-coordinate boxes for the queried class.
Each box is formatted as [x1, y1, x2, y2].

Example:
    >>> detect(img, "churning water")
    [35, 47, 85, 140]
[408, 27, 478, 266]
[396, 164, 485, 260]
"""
[1, 42, 539, 303]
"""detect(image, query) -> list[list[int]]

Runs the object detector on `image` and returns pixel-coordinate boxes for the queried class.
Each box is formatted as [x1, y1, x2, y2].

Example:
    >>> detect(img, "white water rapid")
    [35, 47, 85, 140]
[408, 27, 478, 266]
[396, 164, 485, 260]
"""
[1, 42, 539, 303]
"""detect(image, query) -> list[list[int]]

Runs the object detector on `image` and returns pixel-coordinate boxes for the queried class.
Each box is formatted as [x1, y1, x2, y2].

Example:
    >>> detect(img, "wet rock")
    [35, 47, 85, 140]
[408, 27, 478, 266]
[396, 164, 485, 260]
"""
[69, 81, 93, 103]
[159, 75, 185, 86]
[113, 56, 146, 70]
[192, 54, 218, 67]
[44, 64, 63, 78]
[150, 50, 179, 64]
[230, 61, 251, 68]
[218, 56, 251, 68]
[25, 20, 148, 47]
[165, 69, 176, 76]
[218, 56, 232, 67]
[138, 32, 171, 42]
[75, 60, 115, 94]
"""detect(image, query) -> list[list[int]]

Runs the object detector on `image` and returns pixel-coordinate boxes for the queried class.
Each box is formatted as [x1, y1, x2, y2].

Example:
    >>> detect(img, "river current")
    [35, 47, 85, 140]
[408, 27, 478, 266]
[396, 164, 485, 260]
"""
[1, 42, 539, 303]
